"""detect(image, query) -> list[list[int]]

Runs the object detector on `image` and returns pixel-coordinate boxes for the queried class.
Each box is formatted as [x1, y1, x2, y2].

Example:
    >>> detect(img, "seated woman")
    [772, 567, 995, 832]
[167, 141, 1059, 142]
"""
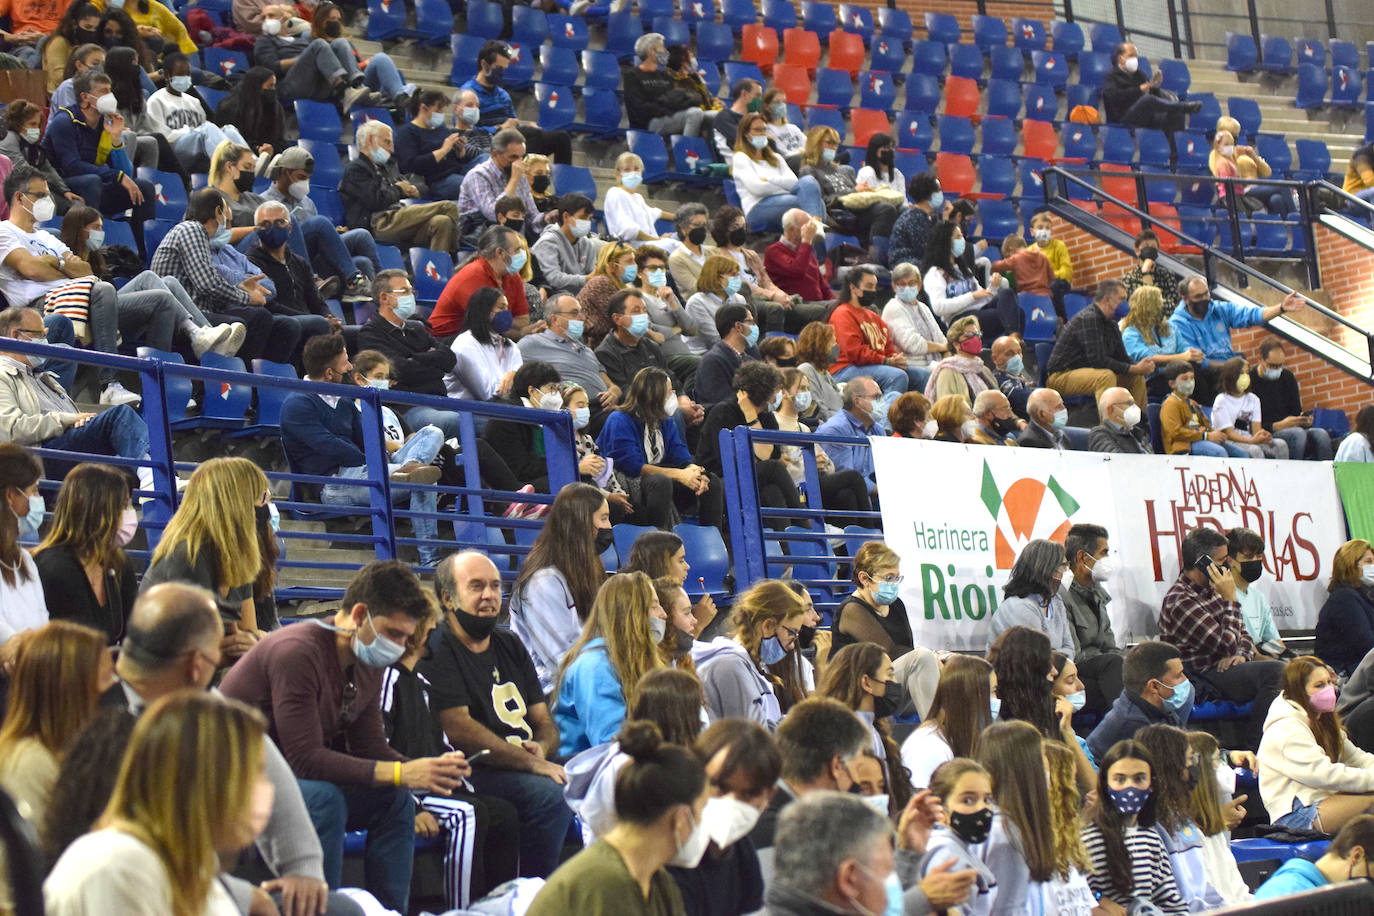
[481, 360, 565, 492]
[1052, 651, 1098, 768]
[773, 367, 871, 523]
[394, 88, 485, 200]
[760, 88, 806, 165]
[43, 3, 101, 94]
[882, 262, 948, 371]
[1210, 128, 1287, 215]
[798, 125, 896, 247]
[989, 539, 1076, 655]
[993, 626, 1096, 793]
[1211, 356, 1288, 459]
[509, 482, 611, 694]
[921, 221, 1021, 345]
[33, 463, 138, 645]
[925, 315, 996, 405]
[577, 240, 639, 347]
[1135, 724, 1226, 911]
[1315, 540, 1374, 676]
[1186, 731, 1253, 907]
[1337, 406, 1374, 462]
[833, 541, 941, 719]
[667, 202, 715, 297]
[708, 204, 797, 326]
[0, 445, 47, 657]
[899, 654, 993, 788]
[1121, 285, 1203, 398]
[1257, 655, 1374, 833]
[693, 579, 809, 730]
[818, 642, 913, 817]
[888, 391, 935, 439]
[929, 392, 976, 442]
[0, 101, 79, 217]
[444, 287, 525, 400]
[214, 67, 288, 154]
[553, 571, 669, 757]
[605, 152, 678, 250]
[558, 383, 639, 523]
[684, 255, 749, 355]
[92, 0, 197, 57]
[730, 112, 825, 230]
[597, 367, 724, 531]
[525, 153, 555, 214]
[854, 132, 908, 206]
[622, 530, 718, 637]
[793, 321, 843, 422]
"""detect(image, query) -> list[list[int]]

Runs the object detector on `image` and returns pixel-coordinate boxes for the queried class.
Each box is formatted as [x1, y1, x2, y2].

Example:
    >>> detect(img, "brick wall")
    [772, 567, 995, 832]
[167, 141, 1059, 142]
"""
[841, 0, 1057, 33]
[1047, 214, 1374, 421]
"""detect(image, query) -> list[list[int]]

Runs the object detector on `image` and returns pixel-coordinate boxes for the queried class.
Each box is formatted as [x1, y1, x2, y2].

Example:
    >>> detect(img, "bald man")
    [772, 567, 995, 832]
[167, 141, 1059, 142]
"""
[1089, 386, 1153, 454]
[969, 389, 1021, 446]
[990, 334, 1031, 417]
[111, 583, 364, 916]
[764, 207, 832, 307]
[1019, 387, 1074, 450]
[418, 551, 573, 879]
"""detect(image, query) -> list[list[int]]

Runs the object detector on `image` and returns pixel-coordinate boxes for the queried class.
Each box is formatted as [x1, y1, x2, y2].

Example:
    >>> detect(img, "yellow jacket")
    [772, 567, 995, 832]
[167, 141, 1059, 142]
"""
[92, 0, 196, 54]
[1031, 237, 1073, 284]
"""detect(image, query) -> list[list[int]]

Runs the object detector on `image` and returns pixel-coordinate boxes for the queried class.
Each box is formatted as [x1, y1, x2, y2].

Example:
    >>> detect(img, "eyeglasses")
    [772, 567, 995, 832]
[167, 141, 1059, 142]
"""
[557, 308, 585, 318]
[14, 326, 46, 340]
[256, 218, 288, 229]
[777, 623, 800, 645]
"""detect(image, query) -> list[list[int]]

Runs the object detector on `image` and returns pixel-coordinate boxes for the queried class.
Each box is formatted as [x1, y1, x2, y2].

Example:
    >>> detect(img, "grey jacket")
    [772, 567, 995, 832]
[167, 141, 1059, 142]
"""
[1060, 579, 1122, 661]
[693, 636, 782, 730]
[987, 593, 1077, 656]
[917, 824, 999, 916]
[0, 131, 69, 198]
[1088, 421, 1152, 454]
[1339, 648, 1374, 715]
[0, 357, 80, 445]
[530, 223, 604, 295]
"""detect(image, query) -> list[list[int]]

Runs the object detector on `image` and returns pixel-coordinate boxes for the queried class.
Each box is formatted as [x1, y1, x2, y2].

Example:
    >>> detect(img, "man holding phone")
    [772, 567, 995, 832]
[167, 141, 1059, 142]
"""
[1159, 526, 1284, 749]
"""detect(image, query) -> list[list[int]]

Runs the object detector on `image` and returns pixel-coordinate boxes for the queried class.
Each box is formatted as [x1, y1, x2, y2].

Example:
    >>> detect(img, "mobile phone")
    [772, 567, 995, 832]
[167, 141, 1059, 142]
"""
[468, 748, 492, 764]
[1193, 555, 1215, 573]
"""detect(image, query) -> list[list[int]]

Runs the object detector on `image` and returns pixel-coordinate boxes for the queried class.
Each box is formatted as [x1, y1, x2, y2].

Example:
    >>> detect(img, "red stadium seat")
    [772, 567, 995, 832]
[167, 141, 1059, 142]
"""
[943, 75, 981, 121]
[740, 24, 779, 68]
[850, 108, 892, 146]
[782, 27, 822, 70]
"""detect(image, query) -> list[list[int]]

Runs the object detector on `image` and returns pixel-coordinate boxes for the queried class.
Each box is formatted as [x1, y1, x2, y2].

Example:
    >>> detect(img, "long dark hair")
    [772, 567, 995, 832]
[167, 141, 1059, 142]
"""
[59, 206, 106, 279]
[1134, 724, 1195, 835]
[55, 1, 101, 45]
[460, 287, 509, 348]
[864, 132, 895, 183]
[1356, 405, 1374, 447]
[98, 9, 152, 71]
[513, 482, 607, 623]
[926, 654, 992, 760]
[1092, 740, 1160, 897]
[216, 67, 285, 150]
[0, 444, 41, 587]
[104, 45, 144, 115]
[622, 531, 685, 580]
[992, 626, 1060, 739]
[819, 642, 915, 812]
[978, 721, 1057, 883]
[920, 220, 969, 279]
[617, 366, 672, 425]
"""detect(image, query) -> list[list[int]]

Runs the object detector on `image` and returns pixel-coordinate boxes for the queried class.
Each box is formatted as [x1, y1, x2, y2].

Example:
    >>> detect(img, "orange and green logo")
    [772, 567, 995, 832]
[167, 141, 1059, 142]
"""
[980, 460, 1080, 569]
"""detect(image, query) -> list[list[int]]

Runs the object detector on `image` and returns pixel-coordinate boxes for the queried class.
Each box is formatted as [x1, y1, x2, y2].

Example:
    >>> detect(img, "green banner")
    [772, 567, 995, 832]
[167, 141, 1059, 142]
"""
[1333, 462, 1374, 542]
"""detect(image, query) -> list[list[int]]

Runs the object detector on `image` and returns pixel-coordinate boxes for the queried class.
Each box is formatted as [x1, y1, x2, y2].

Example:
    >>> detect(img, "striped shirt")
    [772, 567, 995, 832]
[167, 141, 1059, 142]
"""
[1081, 823, 1188, 915]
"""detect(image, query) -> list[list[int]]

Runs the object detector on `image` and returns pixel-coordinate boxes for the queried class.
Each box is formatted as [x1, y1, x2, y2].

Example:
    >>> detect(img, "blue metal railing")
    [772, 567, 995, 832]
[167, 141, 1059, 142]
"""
[0, 337, 579, 600]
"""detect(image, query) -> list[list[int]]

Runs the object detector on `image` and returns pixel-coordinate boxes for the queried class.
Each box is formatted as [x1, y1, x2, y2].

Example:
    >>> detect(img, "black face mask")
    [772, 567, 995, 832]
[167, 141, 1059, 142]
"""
[947, 807, 994, 846]
[324, 19, 341, 37]
[1138, 245, 1159, 262]
[992, 416, 1019, 436]
[487, 66, 506, 86]
[797, 624, 816, 650]
[261, 89, 277, 104]
[531, 174, 551, 194]
[505, 218, 525, 235]
[1186, 298, 1210, 318]
[687, 226, 708, 246]
[254, 503, 271, 526]
[452, 605, 498, 640]
[776, 357, 796, 368]
[878, 148, 894, 165]
[75, 27, 98, 43]
[1182, 761, 1201, 792]
[594, 526, 614, 554]
[728, 227, 747, 247]
[873, 679, 901, 719]
[234, 171, 256, 193]
[857, 289, 878, 310]
[1239, 559, 1264, 583]
[672, 626, 694, 658]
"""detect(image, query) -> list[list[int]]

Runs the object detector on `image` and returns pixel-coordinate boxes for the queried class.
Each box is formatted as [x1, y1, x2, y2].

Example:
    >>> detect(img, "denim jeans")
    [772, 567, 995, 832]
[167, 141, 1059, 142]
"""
[405, 405, 463, 440]
[648, 107, 705, 138]
[363, 51, 405, 97]
[466, 764, 573, 879]
[1189, 439, 1250, 458]
[280, 37, 360, 100]
[297, 779, 415, 914]
[745, 174, 826, 229]
[321, 425, 442, 563]
[428, 172, 464, 200]
[115, 270, 185, 350]
[44, 404, 149, 460]
[295, 215, 366, 283]
[41, 313, 78, 393]
[171, 121, 248, 164]
[832, 362, 910, 397]
[340, 228, 380, 279]
[1274, 425, 1333, 461]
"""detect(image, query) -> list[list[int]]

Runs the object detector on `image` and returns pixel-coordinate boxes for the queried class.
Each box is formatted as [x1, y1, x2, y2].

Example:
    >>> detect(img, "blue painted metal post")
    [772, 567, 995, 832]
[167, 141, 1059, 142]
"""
[357, 386, 397, 559]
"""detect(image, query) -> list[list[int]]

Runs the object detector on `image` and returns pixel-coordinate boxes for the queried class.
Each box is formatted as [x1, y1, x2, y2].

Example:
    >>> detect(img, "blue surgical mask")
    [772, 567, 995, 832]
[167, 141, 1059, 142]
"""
[1066, 689, 1086, 711]
[211, 223, 232, 248]
[460, 106, 479, 125]
[1163, 677, 1193, 712]
[989, 696, 1001, 719]
[86, 228, 105, 251]
[725, 275, 742, 296]
[370, 146, 391, 165]
[896, 285, 920, 303]
[266, 501, 280, 532]
[16, 493, 42, 536]
[170, 74, 193, 93]
[647, 269, 666, 288]
[750, 135, 769, 150]
[929, 190, 945, 210]
[794, 390, 812, 412]
[1051, 407, 1068, 429]
[769, 390, 783, 411]
[508, 248, 528, 272]
[571, 406, 590, 429]
[393, 294, 416, 320]
[771, 102, 787, 119]
[1004, 354, 1024, 376]
[621, 171, 643, 190]
[351, 610, 406, 668]
[428, 111, 446, 128]
[821, 147, 836, 162]
[621, 263, 638, 283]
[951, 237, 966, 258]
[627, 313, 650, 337]
[743, 323, 759, 347]
[875, 581, 900, 605]
[759, 633, 787, 665]
[566, 318, 585, 340]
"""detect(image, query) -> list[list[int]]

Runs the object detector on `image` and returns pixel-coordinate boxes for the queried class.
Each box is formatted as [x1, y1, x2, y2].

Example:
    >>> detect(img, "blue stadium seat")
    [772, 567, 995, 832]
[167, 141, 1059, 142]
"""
[652, 16, 690, 49]
[680, 0, 714, 25]
[870, 37, 904, 75]
[1260, 35, 1294, 73]
[142, 218, 177, 258]
[612, 523, 657, 562]
[1367, 102, 1374, 145]
[910, 39, 947, 77]
[348, 107, 393, 137]
[814, 68, 853, 109]
[534, 82, 575, 131]
[1016, 159, 1046, 204]
[1012, 18, 1046, 53]
[1331, 65, 1362, 108]
[892, 149, 927, 176]
[1100, 126, 1136, 165]
[465, 0, 504, 38]
[547, 15, 588, 50]
[201, 47, 249, 80]
[981, 117, 1017, 158]
[101, 219, 136, 252]
[1032, 51, 1068, 89]
[761, 0, 797, 32]
[238, 359, 297, 436]
[1022, 83, 1057, 122]
[971, 14, 1007, 54]
[1157, 59, 1191, 99]
[311, 188, 344, 225]
[375, 244, 405, 272]
[508, 5, 549, 45]
[895, 111, 933, 150]
[411, 0, 451, 41]
[1254, 133, 1292, 177]
[604, 10, 640, 59]
[198, 353, 252, 427]
[409, 248, 453, 304]
[721, 0, 755, 29]
[1226, 33, 1259, 72]
[576, 87, 623, 136]
[626, 130, 671, 183]
[670, 135, 716, 182]
[805, 106, 845, 138]
[722, 61, 766, 90]
[877, 7, 913, 46]
[1178, 172, 1215, 207]
[637, 0, 675, 25]
[1227, 97, 1262, 141]
[985, 79, 1021, 120]
[1330, 38, 1358, 70]
[838, 4, 873, 44]
[989, 46, 1024, 82]
[675, 523, 730, 596]
[1019, 293, 1057, 343]
[904, 75, 941, 114]
[801, 1, 836, 36]
[450, 34, 484, 86]
[859, 70, 896, 112]
[1050, 20, 1084, 59]
[1087, 23, 1122, 55]
[948, 43, 983, 80]
[539, 45, 580, 87]
[937, 116, 975, 155]
[1137, 129, 1172, 168]
[1145, 177, 1177, 205]
[136, 168, 187, 222]
[1294, 138, 1332, 181]
[924, 12, 960, 48]
[695, 22, 733, 64]
[1187, 92, 1220, 131]
[1177, 205, 1216, 247]
[366, 0, 408, 39]
[1295, 37, 1325, 67]
[553, 164, 599, 202]
[581, 50, 622, 91]
[1077, 51, 1111, 89]
[1065, 83, 1099, 113]
[293, 99, 342, 143]
[979, 198, 1018, 236]
[1060, 123, 1097, 162]
[297, 139, 343, 187]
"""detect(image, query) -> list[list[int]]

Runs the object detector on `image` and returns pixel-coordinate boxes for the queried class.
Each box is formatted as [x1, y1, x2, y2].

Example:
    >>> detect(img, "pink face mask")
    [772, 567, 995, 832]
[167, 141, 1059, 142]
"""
[1310, 684, 1338, 714]
[959, 336, 983, 356]
[115, 506, 138, 547]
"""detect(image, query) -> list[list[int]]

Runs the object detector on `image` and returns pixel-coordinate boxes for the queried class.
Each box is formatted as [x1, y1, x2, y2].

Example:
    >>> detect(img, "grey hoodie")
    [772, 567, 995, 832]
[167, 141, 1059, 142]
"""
[918, 823, 999, 916]
[693, 637, 782, 730]
[1338, 647, 1374, 715]
[531, 222, 605, 295]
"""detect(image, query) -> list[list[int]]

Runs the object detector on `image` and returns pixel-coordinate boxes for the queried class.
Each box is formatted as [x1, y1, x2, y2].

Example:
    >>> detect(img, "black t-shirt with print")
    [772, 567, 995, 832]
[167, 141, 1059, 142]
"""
[418, 621, 545, 745]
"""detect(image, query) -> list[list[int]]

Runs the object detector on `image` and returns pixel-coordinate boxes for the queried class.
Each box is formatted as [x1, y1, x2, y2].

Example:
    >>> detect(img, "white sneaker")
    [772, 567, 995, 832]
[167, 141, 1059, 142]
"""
[221, 323, 247, 357]
[190, 324, 232, 358]
[100, 382, 141, 408]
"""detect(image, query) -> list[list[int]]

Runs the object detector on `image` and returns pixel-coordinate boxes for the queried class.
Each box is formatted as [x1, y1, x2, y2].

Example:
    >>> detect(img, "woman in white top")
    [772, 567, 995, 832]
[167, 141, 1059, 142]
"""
[730, 112, 826, 228]
[854, 132, 908, 204]
[900, 654, 994, 789]
[45, 691, 268, 916]
[444, 287, 524, 400]
[683, 255, 748, 355]
[761, 88, 806, 161]
[508, 483, 612, 693]
[603, 152, 679, 252]
[1336, 406, 1374, 462]
[921, 221, 1000, 324]
[881, 262, 949, 368]
[1257, 654, 1374, 833]
[1186, 731, 1253, 907]
[0, 444, 48, 670]
[1211, 357, 1288, 459]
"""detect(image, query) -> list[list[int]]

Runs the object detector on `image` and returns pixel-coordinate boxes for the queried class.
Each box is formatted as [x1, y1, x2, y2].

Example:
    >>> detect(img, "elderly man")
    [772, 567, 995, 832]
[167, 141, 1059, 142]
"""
[1089, 386, 1152, 453]
[969, 389, 1020, 446]
[244, 200, 339, 356]
[1045, 278, 1154, 407]
[764, 208, 835, 309]
[457, 127, 546, 238]
[431, 225, 530, 339]
[1018, 387, 1073, 450]
[816, 376, 882, 492]
[530, 194, 603, 296]
[991, 334, 1032, 417]
[624, 32, 710, 138]
[452, 90, 494, 158]
[518, 292, 620, 416]
[340, 121, 459, 255]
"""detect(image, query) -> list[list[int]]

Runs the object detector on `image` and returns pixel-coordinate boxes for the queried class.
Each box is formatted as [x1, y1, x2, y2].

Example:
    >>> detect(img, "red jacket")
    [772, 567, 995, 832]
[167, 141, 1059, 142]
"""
[429, 257, 529, 338]
[989, 248, 1054, 296]
[829, 301, 897, 372]
[763, 239, 830, 303]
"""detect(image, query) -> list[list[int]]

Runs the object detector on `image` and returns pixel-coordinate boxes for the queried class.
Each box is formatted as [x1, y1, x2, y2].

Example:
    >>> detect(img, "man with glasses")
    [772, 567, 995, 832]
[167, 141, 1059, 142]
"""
[816, 375, 882, 495]
[340, 120, 459, 256]
[432, 225, 531, 340]
[246, 200, 340, 365]
[519, 292, 619, 426]
[531, 194, 604, 296]
[458, 127, 547, 240]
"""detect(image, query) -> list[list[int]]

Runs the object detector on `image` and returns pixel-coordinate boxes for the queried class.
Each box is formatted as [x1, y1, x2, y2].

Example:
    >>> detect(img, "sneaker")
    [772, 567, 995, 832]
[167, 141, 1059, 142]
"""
[503, 484, 536, 519]
[317, 275, 341, 300]
[342, 274, 371, 302]
[100, 382, 141, 407]
[522, 499, 551, 520]
[190, 324, 233, 358]
[217, 323, 247, 357]
[342, 85, 372, 111]
[391, 462, 442, 485]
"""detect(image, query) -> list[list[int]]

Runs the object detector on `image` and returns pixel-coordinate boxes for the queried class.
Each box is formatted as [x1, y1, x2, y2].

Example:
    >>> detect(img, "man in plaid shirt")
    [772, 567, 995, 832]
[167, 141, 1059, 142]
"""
[1160, 526, 1283, 748]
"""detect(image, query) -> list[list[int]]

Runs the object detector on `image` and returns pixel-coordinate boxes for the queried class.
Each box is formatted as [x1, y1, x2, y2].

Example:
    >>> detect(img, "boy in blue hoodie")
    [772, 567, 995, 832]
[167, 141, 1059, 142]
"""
[1254, 814, 1374, 900]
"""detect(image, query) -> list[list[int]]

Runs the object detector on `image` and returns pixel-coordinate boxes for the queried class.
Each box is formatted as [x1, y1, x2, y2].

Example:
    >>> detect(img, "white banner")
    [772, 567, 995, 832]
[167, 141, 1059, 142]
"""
[870, 438, 1345, 652]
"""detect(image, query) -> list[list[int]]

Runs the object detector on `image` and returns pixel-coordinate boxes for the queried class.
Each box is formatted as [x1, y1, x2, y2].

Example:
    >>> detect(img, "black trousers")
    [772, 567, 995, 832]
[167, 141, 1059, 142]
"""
[1193, 658, 1284, 750]
[517, 124, 572, 165]
[635, 470, 724, 531]
[756, 458, 801, 531]
[1077, 652, 1125, 715]
[820, 469, 872, 530]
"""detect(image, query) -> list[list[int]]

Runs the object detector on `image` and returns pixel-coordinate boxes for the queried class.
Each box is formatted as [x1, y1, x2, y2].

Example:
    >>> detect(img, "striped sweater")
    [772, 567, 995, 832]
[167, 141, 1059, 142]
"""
[1081, 823, 1188, 915]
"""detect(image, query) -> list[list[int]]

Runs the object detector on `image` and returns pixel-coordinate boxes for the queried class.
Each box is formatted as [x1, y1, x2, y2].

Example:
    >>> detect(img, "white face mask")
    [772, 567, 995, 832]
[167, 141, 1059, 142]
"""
[664, 393, 679, 416]
[700, 795, 762, 849]
[860, 793, 890, 817]
[94, 92, 119, 115]
[262, 17, 282, 34]
[1362, 565, 1374, 587]
[960, 419, 979, 440]
[1215, 762, 1237, 797]
[922, 419, 939, 439]
[669, 808, 712, 868]
[288, 179, 311, 200]
[1120, 404, 1142, 427]
[1220, 144, 1235, 158]
[1090, 554, 1119, 583]
[1123, 56, 1139, 72]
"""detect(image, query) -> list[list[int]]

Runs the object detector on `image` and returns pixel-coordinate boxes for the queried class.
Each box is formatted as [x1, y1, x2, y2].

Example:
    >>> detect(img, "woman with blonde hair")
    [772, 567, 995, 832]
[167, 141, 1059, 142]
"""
[1316, 539, 1374, 674]
[605, 152, 679, 248]
[793, 321, 844, 421]
[799, 125, 896, 245]
[1121, 284, 1203, 396]
[140, 456, 268, 637]
[683, 255, 748, 355]
[209, 140, 270, 245]
[654, 575, 698, 673]
[44, 691, 269, 916]
[34, 463, 137, 644]
[694, 579, 810, 729]
[731, 112, 826, 228]
[1257, 654, 1374, 832]
[577, 240, 641, 346]
[929, 393, 975, 442]
[525, 154, 556, 213]
[1040, 740, 1098, 909]
[1187, 731, 1252, 906]
[553, 571, 670, 756]
[1209, 128, 1283, 214]
[925, 315, 997, 404]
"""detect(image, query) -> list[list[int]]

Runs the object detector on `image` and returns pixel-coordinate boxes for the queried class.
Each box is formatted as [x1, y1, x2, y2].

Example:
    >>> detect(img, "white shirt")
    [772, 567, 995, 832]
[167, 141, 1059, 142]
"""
[0, 221, 73, 308]
[1336, 432, 1374, 462]
[730, 150, 799, 215]
[1210, 392, 1265, 434]
[144, 88, 209, 141]
[899, 721, 953, 789]
[444, 331, 524, 400]
[855, 165, 907, 201]
[766, 121, 806, 157]
[45, 829, 241, 916]
[881, 296, 947, 366]
[0, 551, 46, 645]
[604, 186, 662, 244]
